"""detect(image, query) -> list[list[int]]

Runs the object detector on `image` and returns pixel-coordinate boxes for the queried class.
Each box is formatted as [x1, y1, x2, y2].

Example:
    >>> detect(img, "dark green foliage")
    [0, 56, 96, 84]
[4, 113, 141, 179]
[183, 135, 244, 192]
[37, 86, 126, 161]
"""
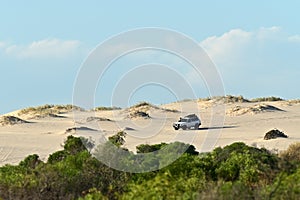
[48, 150, 68, 164]
[1, 139, 300, 200]
[264, 168, 300, 200]
[19, 154, 41, 169]
[136, 143, 167, 153]
[206, 142, 280, 183]
[63, 135, 87, 154]
[0, 135, 130, 200]
[264, 129, 288, 140]
[108, 131, 127, 147]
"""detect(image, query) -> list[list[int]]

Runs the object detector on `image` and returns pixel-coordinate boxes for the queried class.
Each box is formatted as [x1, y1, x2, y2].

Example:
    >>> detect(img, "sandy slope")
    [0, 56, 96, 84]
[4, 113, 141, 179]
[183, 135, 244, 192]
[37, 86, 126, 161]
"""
[0, 100, 300, 166]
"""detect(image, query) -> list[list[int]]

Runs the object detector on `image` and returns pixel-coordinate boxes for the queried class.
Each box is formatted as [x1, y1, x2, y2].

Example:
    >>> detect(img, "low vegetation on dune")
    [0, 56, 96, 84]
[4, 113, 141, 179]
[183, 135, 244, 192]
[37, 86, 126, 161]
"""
[264, 129, 288, 140]
[280, 142, 300, 163]
[1, 133, 300, 199]
[227, 104, 284, 116]
[18, 104, 84, 119]
[0, 115, 29, 126]
[65, 127, 98, 134]
[198, 95, 249, 103]
[284, 99, 300, 106]
[198, 95, 285, 104]
[93, 106, 122, 111]
[127, 102, 159, 112]
[250, 96, 284, 102]
[129, 111, 150, 119]
[125, 102, 179, 119]
[86, 116, 112, 122]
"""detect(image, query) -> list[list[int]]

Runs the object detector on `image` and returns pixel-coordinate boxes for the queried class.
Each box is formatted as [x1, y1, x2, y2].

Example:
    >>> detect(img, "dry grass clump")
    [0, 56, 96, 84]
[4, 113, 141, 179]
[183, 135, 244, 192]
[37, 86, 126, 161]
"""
[65, 126, 97, 134]
[222, 95, 249, 103]
[130, 102, 158, 111]
[125, 102, 178, 119]
[93, 106, 121, 111]
[86, 116, 112, 122]
[227, 104, 284, 116]
[177, 99, 194, 102]
[206, 95, 250, 104]
[250, 96, 284, 102]
[129, 102, 178, 113]
[280, 142, 300, 163]
[198, 95, 284, 104]
[129, 111, 150, 119]
[282, 99, 300, 106]
[18, 104, 83, 119]
[0, 116, 28, 126]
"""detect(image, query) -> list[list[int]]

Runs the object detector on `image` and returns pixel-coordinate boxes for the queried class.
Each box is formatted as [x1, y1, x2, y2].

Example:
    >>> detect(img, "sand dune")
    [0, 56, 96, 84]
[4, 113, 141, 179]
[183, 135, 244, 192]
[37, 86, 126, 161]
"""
[0, 98, 300, 165]
[226, 104, 284, 116]
[0, 116, 28, 126]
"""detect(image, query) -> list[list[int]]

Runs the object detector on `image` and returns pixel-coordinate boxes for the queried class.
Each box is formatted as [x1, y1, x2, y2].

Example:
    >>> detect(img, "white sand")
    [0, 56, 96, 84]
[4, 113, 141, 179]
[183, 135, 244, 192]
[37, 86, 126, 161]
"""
[1, 100, 300, 166]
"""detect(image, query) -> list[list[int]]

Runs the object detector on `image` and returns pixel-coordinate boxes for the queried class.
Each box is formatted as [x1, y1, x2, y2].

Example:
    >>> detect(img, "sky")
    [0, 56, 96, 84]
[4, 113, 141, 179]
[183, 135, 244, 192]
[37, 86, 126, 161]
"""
[1, 1, 300, 114]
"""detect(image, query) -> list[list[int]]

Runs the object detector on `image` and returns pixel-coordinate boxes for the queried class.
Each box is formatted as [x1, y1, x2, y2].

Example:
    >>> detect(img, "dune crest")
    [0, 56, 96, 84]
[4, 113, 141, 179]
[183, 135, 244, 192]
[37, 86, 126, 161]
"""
[0, 116, 28, 126]
[226, 104, 284, 116]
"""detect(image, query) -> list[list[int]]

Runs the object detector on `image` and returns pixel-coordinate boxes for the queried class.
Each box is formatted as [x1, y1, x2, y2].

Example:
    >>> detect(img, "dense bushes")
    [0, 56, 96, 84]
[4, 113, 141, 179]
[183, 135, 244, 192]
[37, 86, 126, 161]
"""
[0, 136, 131, 200]
[1, 136, 300, 199]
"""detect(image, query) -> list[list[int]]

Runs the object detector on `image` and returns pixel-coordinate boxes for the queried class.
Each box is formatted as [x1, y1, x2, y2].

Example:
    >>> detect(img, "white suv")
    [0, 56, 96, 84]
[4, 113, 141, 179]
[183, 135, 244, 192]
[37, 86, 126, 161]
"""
[173, 114, 201, 130]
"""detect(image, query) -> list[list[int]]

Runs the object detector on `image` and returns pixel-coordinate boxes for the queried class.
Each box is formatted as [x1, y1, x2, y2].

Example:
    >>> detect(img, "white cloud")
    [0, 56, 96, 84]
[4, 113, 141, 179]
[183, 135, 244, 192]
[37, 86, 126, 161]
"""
[200, 26, 287, 67]
[0, 41, 7, 49]
[198, 26, 300, 97]
[256, 26, 281, 40]
[2, 38, 82, 59]
[288, 35, 300, 43]
[201, 29, 252, 64]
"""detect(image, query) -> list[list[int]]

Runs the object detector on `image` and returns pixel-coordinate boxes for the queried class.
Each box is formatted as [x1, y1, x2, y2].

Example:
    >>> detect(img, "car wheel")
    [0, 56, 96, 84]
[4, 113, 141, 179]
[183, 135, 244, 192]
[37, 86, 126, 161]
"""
[194, 123, 199, 129]
[182, 125, 187, 130]
[174, 127, 179, 130]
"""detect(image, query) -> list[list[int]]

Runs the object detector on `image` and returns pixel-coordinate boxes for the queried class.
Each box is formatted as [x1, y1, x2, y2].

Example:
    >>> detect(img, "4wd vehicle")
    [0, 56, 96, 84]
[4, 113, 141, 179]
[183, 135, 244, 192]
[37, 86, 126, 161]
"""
[173, 114, 201, 130]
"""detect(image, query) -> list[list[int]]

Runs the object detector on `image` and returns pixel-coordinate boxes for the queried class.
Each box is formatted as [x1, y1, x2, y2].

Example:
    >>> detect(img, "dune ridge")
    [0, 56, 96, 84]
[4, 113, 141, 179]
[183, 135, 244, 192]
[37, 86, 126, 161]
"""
[0, 96, 300, 165]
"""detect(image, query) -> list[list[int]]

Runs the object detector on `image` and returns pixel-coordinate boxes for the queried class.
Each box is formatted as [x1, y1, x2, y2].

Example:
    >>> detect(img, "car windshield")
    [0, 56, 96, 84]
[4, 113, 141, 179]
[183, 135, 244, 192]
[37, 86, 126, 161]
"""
[180, 118, 188, 122]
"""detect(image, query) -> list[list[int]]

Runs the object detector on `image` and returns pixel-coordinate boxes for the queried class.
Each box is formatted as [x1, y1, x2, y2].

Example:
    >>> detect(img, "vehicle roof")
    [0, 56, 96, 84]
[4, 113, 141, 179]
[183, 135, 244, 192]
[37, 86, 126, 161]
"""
[183, 114, 199, 119]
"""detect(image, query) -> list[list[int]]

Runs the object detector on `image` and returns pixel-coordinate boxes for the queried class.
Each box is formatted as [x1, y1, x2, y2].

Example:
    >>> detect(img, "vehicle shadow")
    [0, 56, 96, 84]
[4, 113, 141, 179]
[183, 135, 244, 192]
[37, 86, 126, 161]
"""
[197, 125, 237, 130]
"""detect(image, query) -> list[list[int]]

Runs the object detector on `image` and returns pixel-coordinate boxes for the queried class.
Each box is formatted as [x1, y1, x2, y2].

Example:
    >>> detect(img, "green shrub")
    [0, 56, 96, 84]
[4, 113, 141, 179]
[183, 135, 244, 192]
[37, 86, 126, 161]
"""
[264, 168, 300, 200]
[2, 138, 300, 199]
[136, 143, 167, 153]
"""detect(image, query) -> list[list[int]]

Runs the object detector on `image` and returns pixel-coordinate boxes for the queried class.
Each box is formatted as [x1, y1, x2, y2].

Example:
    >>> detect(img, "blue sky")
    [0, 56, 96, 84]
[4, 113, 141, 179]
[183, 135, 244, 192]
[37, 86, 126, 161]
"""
[1, 1, 300, 113]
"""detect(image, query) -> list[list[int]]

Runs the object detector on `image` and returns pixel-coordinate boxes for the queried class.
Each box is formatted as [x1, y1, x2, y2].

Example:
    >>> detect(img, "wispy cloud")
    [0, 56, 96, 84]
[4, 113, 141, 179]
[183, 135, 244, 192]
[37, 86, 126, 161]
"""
[200, 27, 284, 65]
[199, 26, 300, 97]
[288, 35, 300, 43]
[0, 41, 7, 49]
[201, 28, 252, 65]
[199, 26, 300, 73]
[1, 38, 83, 59]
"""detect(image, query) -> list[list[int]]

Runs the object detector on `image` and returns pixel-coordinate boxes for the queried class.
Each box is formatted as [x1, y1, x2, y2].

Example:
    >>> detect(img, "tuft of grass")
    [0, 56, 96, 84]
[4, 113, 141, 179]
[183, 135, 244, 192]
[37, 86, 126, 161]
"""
[280, 142, 300, 163]
[287, 99, 300, 104]
[208, 95, 250, 103]
[0, 116, 29, 126]
[93, 106, 121, 111]
[131, 102, 156, 109]
[18, 104, 84, 118]
[251, 96, 284, 102]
